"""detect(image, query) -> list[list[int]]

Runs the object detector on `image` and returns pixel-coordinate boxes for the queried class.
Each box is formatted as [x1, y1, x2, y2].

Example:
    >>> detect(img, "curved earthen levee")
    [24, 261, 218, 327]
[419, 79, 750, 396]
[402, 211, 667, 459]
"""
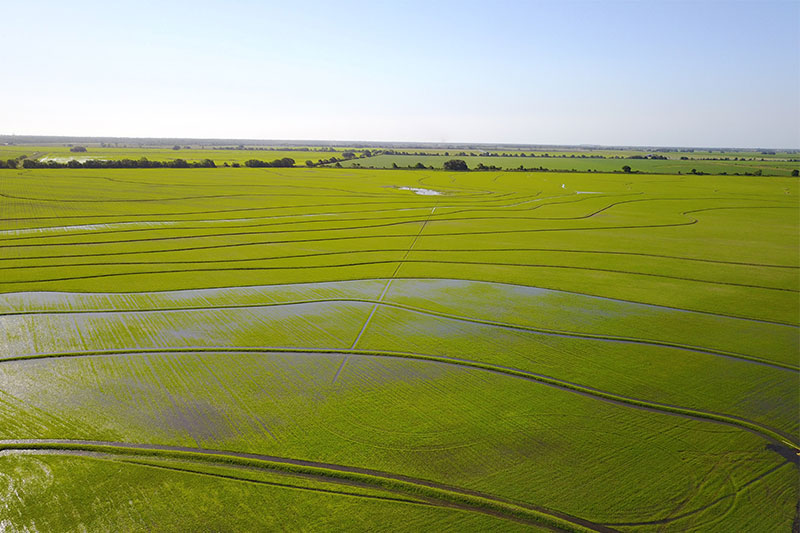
[0, 440, 614, 533]
[1, 347, 796, 450]
[0, 295, 794, 371]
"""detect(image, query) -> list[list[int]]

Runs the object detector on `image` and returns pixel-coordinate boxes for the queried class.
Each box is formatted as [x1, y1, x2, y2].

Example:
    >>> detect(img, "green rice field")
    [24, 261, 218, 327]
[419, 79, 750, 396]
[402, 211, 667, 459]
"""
[0, 146, 344, 165]
[0, 165, 797, 531]
[338, 154, 800, 176]
[2, 145, 797, 176]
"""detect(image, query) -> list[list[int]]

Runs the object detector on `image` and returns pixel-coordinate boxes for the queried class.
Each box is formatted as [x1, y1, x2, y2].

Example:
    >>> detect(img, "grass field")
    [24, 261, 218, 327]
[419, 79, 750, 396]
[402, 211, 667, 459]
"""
[338, 154, 800, 175]
[0, 166, 797, 531]
[2, 145, 797, 176]
[0, 146, 346, 165]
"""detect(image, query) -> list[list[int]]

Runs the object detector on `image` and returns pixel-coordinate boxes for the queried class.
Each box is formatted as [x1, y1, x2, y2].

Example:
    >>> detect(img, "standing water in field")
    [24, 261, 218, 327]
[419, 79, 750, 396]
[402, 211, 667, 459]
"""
[397, 186, 442, 195]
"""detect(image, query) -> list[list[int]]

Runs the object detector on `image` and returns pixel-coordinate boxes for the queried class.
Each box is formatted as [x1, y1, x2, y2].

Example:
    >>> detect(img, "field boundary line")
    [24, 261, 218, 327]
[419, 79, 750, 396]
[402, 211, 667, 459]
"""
[0, 190, 594, 241]
[0, 439, 609, 532]
[116, 457, 430, 507]
[1, 276, 795, 327]
[2, 258, 796, 294]
[0, 193, 755, 248]
[2, 297, 794, 371]
[0, 198, 638, 248]
[4, 195, 793, 248]
[4, 246, 795, 270]
[3, 347, 797, 450]
[0, 188, 545, 223]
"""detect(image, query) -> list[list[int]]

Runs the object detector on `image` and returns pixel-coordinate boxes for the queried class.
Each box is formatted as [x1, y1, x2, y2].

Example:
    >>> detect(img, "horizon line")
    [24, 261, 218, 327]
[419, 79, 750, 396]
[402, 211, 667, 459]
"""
[1, 133, 797, 152]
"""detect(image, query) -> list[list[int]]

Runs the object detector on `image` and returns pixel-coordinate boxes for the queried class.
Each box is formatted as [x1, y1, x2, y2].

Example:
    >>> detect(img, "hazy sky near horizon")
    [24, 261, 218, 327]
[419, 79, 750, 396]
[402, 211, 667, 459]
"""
[3, 0, 798, 147]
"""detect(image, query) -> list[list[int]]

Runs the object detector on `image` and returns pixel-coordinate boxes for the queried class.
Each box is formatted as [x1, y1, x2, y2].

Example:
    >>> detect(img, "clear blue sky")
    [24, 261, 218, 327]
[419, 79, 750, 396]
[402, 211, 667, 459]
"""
[3, 0, 798, 148]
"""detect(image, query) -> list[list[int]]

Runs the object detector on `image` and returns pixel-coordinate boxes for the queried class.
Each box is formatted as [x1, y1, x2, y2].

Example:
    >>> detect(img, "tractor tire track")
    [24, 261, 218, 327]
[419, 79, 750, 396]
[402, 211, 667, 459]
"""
[601, 461, 793, 527]
[336, 203, 439, 381]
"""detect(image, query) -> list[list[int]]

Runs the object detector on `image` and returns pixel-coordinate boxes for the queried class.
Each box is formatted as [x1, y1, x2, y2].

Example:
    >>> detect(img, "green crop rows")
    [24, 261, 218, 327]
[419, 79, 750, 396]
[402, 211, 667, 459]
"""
[338, 153, 800, 176]
[0, 165, 797, 531]
[2, 145, 798, 176]
[0, 145, 344, 165]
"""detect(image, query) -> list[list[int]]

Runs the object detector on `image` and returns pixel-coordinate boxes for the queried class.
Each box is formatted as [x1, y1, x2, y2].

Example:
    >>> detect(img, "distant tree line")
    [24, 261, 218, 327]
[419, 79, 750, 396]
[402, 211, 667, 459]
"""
[349, 150, 799, 163]
[381, 150, 669, 160]
[7, 158, 217, 169]
[628, 154, 667, 160]
[243, 158, 295, 168]
[0, 156, 296, 169]
[212, 146, 341, 152]
[1, 154, 792, 177]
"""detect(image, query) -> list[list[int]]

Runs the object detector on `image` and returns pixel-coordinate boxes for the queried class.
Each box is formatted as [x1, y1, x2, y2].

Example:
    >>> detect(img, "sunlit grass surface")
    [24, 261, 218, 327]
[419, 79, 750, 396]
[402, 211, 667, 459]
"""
[0, 167, 797, 531]
[338, 154, 800, 175]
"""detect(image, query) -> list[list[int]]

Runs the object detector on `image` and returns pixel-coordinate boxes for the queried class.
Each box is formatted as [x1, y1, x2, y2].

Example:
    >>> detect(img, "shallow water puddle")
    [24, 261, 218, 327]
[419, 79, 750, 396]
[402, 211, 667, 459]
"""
[397, 187, 441, 196]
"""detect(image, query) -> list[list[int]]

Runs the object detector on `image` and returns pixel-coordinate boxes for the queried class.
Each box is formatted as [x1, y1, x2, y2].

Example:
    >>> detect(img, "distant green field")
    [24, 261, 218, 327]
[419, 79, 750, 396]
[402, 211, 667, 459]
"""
[0, 145, 343, 165]
[2, 145, 797, 175]
[338, 154, 800, 175]
[0, 166, 797, 531]
[0, 148, 34, 161]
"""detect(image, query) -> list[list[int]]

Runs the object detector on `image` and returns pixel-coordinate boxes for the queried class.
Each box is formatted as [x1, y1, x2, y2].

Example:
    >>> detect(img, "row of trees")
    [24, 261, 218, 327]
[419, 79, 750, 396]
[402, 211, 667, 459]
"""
[12, 158, 217, 169]
[243, 158, 295, 168]
[0, 157, 294, 169]
[382, 150, 662, 160]
[629, 154, 667, 160]
[3, 155, 792, 176]
[446, 161, 641, 173]
[211, 146, 340, 152]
